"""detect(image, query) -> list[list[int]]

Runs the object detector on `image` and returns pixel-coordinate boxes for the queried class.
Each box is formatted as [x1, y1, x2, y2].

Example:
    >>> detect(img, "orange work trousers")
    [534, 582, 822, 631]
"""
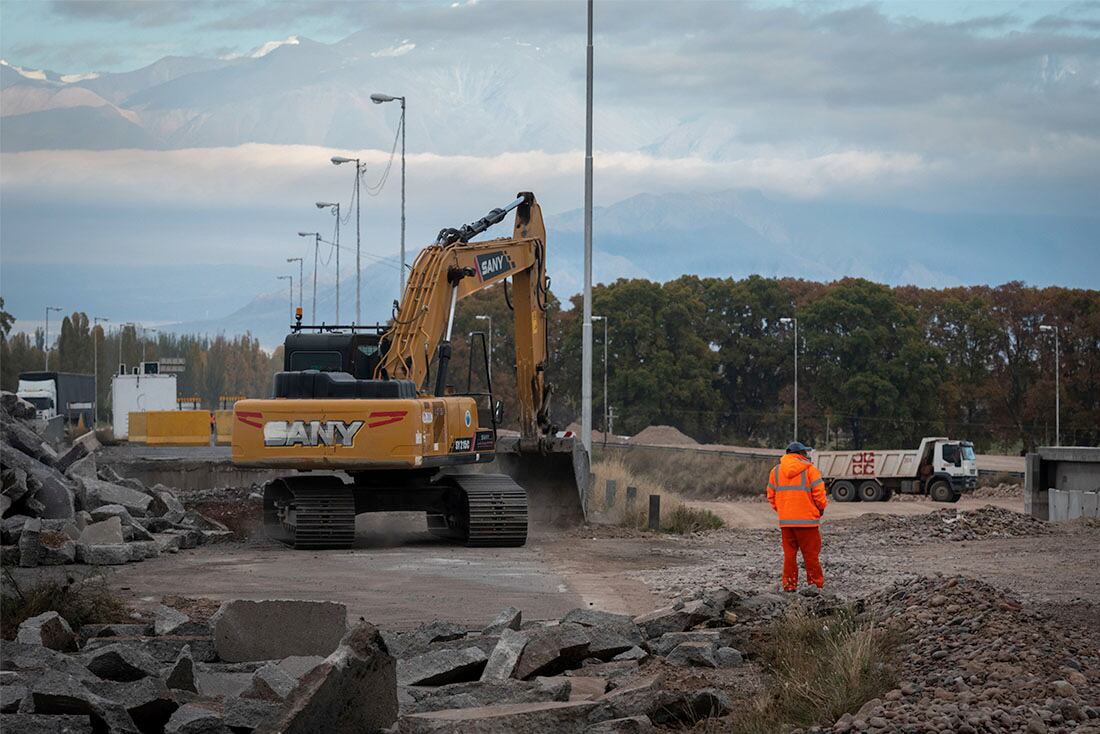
[781, 526, 823, 591]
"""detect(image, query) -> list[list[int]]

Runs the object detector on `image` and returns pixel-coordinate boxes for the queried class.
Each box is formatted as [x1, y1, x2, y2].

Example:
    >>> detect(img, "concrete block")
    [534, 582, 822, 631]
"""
[398, 647, 488, 686]
[716, 646, 744, 667]
[665, 640, 718, 668]
[66, 454, 98, 483]
[275, 655, 326, 681]
[0, 714, 94, 733]
[481, 629, 529, 681]
[84, 643, 161, 682]
[223, 696, 278, 730]
[164, 646, 197, 693]
[514, 624, 591, 679]
[401, 678, 571, 714]
[560, 675, 607, 701]
[1, 683, 27, 713]
[76, 543, 132, 565]
[241, 663, 297, 701]
[17, 611, 78, 652]
[269, 621, 398, 734]
[585, 716, 655, 733]
[38, 532, 77, 565]
[23, 670, 139, 733]
[164, 703, 225, 733]
[1082, 491, 1099, 518]
[209, 599, 347, 662]
[19, 518, 42, 567]
[79, 478, 152, 517]
[155, 605, 190, 636]
[633, 599, 714, 638]
[96, 677, 180, 733]
[401, 700, 599, 734]
[483, 606, 522, 635]
[79, 517, 125, 545]
[648, 687, 731, 726]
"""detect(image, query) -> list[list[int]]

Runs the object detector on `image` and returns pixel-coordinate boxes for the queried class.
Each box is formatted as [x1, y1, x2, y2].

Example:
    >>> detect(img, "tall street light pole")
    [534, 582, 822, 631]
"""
[331, 156, 368, 323]
[286, 257, 303, 312]
[370, 93, 407, 298]
[277, 276, 293, 322]
[142, 327, 158, 365]
[592, 316, 609, 441]
[1040, 324, 1060, 446]
[44, 306, 62, 369]
[581, 0, 595, 454]
[93, 317, 109, 424]
[119, 322, 134, 374]
[780, 317, 798, 442]
[316, 202, 340, 323]
[474, 314, 492, 382]
[298, 232, 322, 323]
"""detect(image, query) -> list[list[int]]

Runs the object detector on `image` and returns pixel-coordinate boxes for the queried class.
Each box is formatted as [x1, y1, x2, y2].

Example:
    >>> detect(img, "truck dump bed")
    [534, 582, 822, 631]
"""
[814, 448, 921, 480]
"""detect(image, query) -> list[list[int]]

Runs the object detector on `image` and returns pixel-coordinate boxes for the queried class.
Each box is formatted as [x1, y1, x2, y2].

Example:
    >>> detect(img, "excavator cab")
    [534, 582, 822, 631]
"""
[232, 193, 589, 550]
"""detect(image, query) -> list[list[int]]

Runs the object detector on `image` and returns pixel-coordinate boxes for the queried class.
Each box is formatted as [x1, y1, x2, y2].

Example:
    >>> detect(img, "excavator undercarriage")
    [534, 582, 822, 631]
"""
[232, 193, 588, 549]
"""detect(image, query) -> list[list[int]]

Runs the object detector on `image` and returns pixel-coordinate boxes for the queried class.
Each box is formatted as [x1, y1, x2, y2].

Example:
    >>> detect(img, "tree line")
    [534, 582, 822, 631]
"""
[2, 277, 1097, 452]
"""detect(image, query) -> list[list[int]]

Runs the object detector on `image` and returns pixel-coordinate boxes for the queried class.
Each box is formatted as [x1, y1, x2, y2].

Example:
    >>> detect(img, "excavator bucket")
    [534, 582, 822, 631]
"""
[475, 434, 589, 529]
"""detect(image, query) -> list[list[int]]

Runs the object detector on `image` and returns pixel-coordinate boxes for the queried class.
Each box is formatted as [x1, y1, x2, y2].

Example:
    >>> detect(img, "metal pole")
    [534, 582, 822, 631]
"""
[44, 307, 50, 370]
[793, 318, 798, 442]
[400, 100, 407, 296]
[335, 204, 340, 325]
[356, 159, 361, 325]
[581, 0, 595, 454]
[93, 323, 97, 423]
[313, 235, 319, 322]
[487, 315, 492, 382]
[1055, 327, 1060, 447]
[603, 316, 608, 437]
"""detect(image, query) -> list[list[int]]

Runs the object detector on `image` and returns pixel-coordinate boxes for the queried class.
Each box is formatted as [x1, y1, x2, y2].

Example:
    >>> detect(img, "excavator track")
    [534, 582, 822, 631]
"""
[428, 474, 528, 547]
[263, 476, 355, 550]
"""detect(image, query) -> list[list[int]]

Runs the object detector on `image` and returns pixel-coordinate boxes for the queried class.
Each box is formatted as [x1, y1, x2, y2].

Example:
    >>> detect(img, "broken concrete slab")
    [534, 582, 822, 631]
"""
[19, 518, 42, 567]
[1, 683, 27, 714]
[79, 623, 153, 643]
[17, 611, 78, 652]
[481, 628, 529, 681]
[648, 688, 731, 726]
[0, 714, 94, 733]
[401, 678, 571, 715]
[78, 478, 152, 517]
[97, 677, 180, 734]
[483, 607, 522, 635]
[164, 646, 197, 693]
[274, 655, 325, 681]
[89, 504, 136, 526]
[38, 531, 77, 565]
[79, 516, 125, 545]
[633, 599, 715, 639]
[716, 646, 744, 667]
[84, 642, 161, 681]
[241, 663, 297, 702]
[664, 640, 718, 668]
[399, 647, 489, 686]
[611, 647, 648, 662]
[83, 635, 217, 664]
[65, 454, 98, 483]
[76, 543, 132, 565]
[587, 673, 665, 722]
[148, 490, 186, 524]
[2, 514, 30, 544]
[155, 605, 190, 636]
[551, 675, 607, 701]
[224, 696, 278, 731]
[514, 623, 591, 680]
[584, 715, 655, 733]
[3, 642, 99, 684]
[268, 620, 397, 734]
[401, 700, 599, 733]
[1, 390, 37, 419]
[562, 609, 635, 628]
[195, 669, 254, 699]
[210, 599, 347, 662]
[651, 629, 738, 657]
[164, 703, 226, 734]
[2, 466, 31, 506]
[23, 670, 139, 733]
[386, 620, 469, 658]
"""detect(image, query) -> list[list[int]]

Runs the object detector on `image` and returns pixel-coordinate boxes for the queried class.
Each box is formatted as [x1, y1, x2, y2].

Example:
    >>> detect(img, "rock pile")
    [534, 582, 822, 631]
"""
[3, 599, 396, 733]
[825, 575, 1100, 734]
[1, 391, 230, 567]
[837, 504, 1050, 543]
[972, 482, 1022, 499]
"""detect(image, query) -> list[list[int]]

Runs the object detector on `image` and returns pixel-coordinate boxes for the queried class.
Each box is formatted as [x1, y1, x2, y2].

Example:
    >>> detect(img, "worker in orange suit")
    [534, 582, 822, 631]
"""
[766, 441, 828, 591]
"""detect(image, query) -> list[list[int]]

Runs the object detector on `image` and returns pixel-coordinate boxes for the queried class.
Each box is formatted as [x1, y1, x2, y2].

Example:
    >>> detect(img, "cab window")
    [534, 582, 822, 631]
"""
[288, 351, 343, 371]
[961, 444, 976, 461]
[941, 444, 959, 464]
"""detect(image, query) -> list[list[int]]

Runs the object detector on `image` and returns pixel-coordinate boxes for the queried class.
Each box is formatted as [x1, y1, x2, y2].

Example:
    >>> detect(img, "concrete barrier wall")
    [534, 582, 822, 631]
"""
[144, 411, 211, 446]
[127, 412, 149, 444]
[214, 410, 234, 445]
[1048, 489, 1100, 522]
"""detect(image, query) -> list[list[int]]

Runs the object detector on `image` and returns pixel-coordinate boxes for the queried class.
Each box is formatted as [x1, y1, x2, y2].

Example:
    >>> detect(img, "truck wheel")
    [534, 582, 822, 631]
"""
[930, 481, 954, 503]
[881, 487, 894, 502]
[858, 480, 884, 502]
[949, 490, 962, 503]
[831, 481, 858, 502]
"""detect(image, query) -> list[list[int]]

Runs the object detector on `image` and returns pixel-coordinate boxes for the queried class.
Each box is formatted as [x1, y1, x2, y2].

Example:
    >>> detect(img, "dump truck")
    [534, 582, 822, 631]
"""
[813, 437, 977, 503]
[17, 371, 95, 427]
[232, 192, 588, 549]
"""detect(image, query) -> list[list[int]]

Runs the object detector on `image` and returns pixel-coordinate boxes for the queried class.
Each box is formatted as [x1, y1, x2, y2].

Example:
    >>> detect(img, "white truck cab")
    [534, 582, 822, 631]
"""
[17, 377, 58, 420]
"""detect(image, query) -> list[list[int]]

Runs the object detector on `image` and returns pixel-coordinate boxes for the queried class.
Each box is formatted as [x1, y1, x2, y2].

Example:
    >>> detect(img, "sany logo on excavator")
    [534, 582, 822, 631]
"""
[237, 410, 407, 447]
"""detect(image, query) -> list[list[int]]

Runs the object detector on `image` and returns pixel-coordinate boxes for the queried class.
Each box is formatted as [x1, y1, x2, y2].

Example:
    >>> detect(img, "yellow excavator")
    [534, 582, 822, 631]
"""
[232, 192, 588, 548]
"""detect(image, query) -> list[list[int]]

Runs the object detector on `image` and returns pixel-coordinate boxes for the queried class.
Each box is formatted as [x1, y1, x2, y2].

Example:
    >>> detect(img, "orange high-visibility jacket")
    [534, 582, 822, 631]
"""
[766, 453, 828, 528]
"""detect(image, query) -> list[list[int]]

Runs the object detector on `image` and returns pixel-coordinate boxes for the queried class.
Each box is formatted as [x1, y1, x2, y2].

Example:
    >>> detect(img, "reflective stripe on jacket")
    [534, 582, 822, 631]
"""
[766, 453, 828, 528]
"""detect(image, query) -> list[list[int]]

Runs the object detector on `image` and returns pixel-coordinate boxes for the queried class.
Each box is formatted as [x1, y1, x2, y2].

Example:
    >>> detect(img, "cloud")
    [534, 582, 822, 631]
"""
[48, 0, 205, 28]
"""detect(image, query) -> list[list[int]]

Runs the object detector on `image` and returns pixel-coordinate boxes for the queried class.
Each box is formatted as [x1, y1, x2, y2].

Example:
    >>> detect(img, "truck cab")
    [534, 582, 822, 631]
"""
[931, 439, 978, 491]
[17, 377, 57, 420]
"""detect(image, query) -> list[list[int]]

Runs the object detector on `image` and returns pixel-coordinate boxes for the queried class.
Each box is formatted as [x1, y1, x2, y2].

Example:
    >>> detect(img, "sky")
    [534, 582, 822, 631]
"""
[0, 0, 1098, 334]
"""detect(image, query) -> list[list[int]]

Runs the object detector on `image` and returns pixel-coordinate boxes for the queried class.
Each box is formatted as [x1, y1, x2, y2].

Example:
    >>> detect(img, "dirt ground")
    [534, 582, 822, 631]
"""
[105, 492, 1100, 631]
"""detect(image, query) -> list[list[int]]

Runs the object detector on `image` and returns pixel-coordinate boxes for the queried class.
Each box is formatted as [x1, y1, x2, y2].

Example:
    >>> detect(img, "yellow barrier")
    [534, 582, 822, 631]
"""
[214, 410, 234, 445]
[127, 412, 149, 443]
[144, 411, 212, 446]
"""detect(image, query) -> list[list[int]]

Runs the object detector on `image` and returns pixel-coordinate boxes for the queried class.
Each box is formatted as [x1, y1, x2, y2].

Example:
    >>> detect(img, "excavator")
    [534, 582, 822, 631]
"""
[231, 192, 589, 548]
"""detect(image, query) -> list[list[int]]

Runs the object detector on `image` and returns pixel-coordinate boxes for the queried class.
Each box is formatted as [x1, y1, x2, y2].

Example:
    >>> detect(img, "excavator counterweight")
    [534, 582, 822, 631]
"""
[232, 193, 588, 548]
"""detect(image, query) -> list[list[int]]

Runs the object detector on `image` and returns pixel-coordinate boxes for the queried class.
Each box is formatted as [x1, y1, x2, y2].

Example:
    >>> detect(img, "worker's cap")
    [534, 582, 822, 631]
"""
[785, 441, 812, 455]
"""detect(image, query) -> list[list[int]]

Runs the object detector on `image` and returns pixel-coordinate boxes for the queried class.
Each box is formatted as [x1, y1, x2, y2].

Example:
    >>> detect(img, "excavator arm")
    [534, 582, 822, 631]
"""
[376, 192, 552, 438]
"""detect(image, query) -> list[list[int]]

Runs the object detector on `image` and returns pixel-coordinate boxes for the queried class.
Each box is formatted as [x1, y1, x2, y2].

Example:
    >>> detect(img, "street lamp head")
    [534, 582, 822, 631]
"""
[297, 231, 316, 238]
[330, 156, 353, 165]
[475, 315, 490, 321]
[591, 315, 604, 321]
[316, 201, 338, 209]
[370, 93, 396, 104]
[286, 257, 301, 263]
[1039, 324, 1054, 333]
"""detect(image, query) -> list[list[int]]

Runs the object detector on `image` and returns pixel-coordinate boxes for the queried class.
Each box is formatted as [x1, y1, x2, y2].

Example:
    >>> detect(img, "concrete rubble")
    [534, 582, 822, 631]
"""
[0, 391, 231, 568]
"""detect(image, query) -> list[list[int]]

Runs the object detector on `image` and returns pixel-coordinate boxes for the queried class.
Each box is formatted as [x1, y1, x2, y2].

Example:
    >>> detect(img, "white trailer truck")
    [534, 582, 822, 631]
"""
[813, 437, 977, 503]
